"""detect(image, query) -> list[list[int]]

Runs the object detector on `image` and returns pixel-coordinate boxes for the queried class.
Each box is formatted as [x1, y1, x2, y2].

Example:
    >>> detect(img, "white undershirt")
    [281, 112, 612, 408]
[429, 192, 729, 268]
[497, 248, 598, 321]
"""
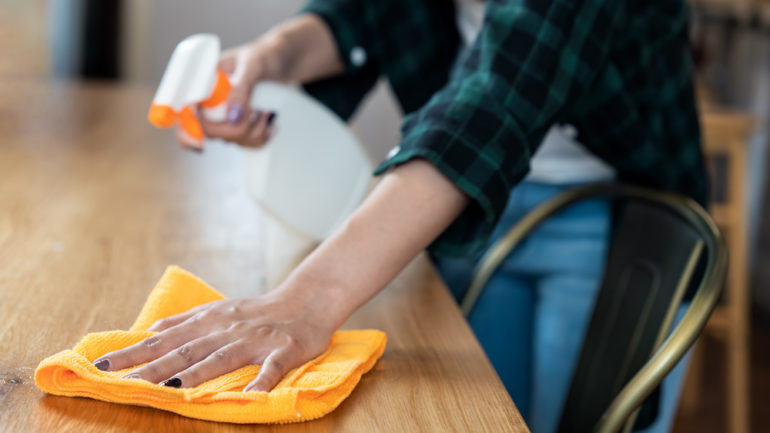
[454, 0, 615, 184]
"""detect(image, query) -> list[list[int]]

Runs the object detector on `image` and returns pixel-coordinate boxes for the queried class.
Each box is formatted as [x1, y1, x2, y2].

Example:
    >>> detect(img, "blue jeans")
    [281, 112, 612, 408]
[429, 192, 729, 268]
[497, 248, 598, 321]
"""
[434, 181, 689, 433]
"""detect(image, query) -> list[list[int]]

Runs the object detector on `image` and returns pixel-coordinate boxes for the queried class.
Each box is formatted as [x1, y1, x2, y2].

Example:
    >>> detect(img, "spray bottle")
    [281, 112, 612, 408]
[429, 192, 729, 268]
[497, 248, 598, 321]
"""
[149, 34, 373, 287]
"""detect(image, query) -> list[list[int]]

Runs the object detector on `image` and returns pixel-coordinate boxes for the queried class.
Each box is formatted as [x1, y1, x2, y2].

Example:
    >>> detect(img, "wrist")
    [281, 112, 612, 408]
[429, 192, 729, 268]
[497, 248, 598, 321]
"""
[251, 32, 289, 82]
[257, 14, 343, 84]
[271, 270, 353, 332]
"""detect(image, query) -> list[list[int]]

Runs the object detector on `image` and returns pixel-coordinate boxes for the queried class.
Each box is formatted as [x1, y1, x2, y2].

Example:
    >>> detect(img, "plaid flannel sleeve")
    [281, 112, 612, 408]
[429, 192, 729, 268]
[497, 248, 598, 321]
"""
[374, 0, 623, 256]
[299, 0, 381, 120]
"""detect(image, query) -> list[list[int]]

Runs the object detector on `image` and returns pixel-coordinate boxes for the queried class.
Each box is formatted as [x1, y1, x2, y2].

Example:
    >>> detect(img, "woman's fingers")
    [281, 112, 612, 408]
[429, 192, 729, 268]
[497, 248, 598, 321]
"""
[93, 321, 204, 372]
[121, 331, 228, 383]
[175, 127, 204, 152]
[224, 46, 266, 118]
[174, 108, 269, 150]
[244, 348, 295, 392]
[90, 293, 329, 393]
[217, 51, 238, 75]
[199, 109, 275, 149]
[116, 327, 297, 391]
[165, 340, 255, 388]
[239, 111, 274, 148]
[172, 42, 281, 152]
[199, 111, 254, 142]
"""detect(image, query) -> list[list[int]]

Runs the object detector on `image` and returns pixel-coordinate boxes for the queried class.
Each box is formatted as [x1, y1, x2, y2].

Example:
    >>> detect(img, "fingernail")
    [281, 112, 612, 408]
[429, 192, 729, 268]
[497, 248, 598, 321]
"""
[161, 377, 182, 388]
[122, 373, 141, 380]
[227, 103, 245, 124]
[248, 110, 263, 124]
[266, 112, 276, 126]
[187, 146, 203, 154]
[94, 359, 110, 371]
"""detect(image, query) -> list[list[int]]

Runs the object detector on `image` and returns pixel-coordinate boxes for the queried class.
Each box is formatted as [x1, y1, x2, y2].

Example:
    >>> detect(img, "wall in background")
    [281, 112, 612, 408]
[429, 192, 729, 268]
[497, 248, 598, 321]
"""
[121, 0, 402, 164]
[695, 12, 770, 311]
[0, 0, 50, 80]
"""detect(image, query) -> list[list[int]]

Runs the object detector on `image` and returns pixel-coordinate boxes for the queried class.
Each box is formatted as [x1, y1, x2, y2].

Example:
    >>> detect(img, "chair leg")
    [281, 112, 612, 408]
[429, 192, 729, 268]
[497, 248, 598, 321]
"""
[725, 196, 750, 433]
[726, 301, 750, 433]
[678, 338, 705, 413]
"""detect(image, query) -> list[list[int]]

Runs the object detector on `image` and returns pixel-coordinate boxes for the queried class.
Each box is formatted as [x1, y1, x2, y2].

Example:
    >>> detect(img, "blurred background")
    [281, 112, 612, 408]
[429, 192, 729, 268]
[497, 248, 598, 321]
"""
[1, 0, 768, 432]
[0, 0, 402, 164]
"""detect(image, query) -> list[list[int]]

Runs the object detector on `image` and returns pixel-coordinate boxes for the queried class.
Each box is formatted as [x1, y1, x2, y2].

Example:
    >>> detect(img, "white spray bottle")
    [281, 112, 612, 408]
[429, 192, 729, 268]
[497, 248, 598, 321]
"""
[149, 34, 373, 288]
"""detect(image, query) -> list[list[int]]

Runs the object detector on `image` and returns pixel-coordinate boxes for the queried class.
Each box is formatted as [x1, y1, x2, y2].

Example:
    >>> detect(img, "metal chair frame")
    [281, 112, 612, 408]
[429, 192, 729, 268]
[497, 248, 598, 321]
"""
[460, 183, 727, 433]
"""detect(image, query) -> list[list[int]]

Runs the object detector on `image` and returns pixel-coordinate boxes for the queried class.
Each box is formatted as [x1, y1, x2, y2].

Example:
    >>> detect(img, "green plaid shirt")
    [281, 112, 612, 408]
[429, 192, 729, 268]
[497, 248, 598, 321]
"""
[301, 0, 707, 257]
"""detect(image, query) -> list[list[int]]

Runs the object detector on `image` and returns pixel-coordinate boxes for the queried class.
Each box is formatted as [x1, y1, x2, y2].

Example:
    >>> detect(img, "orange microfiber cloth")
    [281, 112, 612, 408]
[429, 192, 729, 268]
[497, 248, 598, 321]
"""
[35, 266, 387, 423]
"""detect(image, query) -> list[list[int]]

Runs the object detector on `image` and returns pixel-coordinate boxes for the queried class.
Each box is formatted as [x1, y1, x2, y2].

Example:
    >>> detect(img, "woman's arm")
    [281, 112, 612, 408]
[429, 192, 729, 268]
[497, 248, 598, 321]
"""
[279, 159, 470, 330]
[243, 14, 345, 86]
[93, 160, 468, 391]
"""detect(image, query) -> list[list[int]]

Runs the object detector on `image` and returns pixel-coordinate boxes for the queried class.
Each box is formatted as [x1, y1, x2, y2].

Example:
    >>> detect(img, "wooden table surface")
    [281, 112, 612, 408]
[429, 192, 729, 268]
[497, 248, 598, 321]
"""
[0, 80, 527, 432]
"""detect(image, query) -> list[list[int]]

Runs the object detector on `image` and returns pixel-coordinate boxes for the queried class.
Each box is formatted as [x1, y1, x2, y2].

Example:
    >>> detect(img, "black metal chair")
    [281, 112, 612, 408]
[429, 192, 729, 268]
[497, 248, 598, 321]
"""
[460, 183, 727, 433]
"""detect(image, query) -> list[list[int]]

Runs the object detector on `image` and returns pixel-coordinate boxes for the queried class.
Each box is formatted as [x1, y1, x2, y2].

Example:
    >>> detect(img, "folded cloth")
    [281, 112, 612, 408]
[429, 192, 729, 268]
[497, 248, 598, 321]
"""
[35, 265, 387, 423]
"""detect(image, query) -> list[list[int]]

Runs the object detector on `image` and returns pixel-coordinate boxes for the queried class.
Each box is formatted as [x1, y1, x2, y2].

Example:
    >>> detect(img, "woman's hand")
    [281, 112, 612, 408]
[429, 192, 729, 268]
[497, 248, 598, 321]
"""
[176, 37, 284, 152]
[92, 160, 468, 392]
[93, 292, 336, 392]
[177, 14, 345, 152]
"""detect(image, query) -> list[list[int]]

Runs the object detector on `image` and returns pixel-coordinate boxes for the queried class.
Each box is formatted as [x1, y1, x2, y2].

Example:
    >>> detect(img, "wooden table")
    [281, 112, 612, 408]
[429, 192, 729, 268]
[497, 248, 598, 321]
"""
[0, 81, 526, 432]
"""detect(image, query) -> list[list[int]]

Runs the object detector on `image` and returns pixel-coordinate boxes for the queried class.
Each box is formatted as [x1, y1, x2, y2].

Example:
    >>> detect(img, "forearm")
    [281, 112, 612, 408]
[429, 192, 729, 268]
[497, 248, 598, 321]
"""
[99, 161, 466, 392]
[258, 14, 344, 83]
[275, 160, 469, 329]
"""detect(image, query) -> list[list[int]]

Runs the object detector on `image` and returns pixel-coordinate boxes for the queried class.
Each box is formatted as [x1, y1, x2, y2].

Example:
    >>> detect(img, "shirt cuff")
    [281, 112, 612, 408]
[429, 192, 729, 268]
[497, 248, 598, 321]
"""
[300, 2, 370, 72]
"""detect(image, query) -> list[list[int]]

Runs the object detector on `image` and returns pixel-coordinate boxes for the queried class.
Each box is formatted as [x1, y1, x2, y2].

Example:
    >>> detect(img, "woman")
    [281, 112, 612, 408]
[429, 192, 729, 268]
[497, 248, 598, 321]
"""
[94, 1, 706, 431]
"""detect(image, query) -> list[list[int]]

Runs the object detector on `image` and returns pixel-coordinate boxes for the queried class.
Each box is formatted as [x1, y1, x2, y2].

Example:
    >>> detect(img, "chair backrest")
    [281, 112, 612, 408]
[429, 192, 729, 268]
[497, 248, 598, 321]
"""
[460, 184, 726, 433]
[557, 202, 703, 433]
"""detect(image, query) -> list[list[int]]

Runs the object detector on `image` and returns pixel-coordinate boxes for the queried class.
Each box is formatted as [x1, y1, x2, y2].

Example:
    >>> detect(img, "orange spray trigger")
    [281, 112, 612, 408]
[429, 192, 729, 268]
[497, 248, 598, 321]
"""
[147, 104, 203, 141]
[179, 106, 204, 141]
[147, 104, 177, 128]
[200, 69, 231, 108]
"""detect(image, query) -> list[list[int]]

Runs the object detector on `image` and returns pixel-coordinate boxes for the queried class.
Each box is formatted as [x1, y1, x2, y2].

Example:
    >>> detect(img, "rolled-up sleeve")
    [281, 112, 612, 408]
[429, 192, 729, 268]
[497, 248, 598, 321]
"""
[300, 0, 380, 120]
[374, 0, 623, 257]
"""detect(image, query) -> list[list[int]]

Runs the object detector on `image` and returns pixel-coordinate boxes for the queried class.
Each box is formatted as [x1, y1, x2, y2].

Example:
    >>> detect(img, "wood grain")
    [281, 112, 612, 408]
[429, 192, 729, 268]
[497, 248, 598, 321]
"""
[0, 80, 527, 432]
[695, 110, 753, 433]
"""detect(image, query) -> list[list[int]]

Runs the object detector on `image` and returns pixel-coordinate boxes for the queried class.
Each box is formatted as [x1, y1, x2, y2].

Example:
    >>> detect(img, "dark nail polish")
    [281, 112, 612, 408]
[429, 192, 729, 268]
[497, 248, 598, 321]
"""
[227, 103, 245, 123]
[188, 146, 203, 153]
[161, 377, 182, 388]
[266, 112, 276, 126]
[94, 359, 110, 371]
